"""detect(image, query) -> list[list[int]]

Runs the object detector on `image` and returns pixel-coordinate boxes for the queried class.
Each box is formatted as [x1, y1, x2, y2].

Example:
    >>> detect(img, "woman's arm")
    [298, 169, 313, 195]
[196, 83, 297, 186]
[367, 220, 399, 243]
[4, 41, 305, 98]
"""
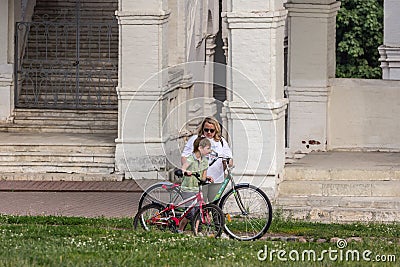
[221, 137, 234, 167]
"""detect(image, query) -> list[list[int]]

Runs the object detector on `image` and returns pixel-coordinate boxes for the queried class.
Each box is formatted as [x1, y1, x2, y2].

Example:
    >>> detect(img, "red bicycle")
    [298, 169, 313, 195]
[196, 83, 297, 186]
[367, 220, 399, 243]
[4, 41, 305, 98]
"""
[133, 170, 225, 238]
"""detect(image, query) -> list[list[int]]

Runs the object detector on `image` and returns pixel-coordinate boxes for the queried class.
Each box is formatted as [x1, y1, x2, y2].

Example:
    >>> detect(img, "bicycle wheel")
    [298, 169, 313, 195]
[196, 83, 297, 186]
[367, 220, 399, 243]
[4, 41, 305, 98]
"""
[219, 184, 272, 241]
[138, 182, 184, 209]
[191, 204, 225, 238]
[133, 203, 168, 232]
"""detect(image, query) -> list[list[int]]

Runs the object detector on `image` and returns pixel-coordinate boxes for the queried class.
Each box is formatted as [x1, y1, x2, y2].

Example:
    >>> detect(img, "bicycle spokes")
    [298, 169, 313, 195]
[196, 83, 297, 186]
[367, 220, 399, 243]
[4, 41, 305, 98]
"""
[220, 185, 272, 241]
[192, 204, 224, 238]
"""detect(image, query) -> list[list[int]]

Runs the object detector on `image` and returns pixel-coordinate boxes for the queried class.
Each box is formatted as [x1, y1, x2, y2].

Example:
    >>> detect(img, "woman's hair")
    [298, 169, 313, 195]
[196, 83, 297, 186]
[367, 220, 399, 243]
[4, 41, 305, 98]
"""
[193, 136, 211, 153]
[196, 116, 222, 141]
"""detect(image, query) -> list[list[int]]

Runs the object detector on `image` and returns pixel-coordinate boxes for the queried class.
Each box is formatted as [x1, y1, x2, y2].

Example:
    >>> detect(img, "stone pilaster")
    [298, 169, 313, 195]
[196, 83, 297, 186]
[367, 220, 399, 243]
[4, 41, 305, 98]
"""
[223, 1, 288, 197]
[114, 1, 170, 179]
[203, 35, 217, 117]
[285, 0, 340, 156]
[0, 0, 14, 121]
[379, 0, 400, 80]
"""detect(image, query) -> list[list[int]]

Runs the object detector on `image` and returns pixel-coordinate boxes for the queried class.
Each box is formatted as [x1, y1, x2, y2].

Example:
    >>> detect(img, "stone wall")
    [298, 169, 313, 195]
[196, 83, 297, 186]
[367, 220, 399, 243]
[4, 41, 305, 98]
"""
[328, 78, 400, 151]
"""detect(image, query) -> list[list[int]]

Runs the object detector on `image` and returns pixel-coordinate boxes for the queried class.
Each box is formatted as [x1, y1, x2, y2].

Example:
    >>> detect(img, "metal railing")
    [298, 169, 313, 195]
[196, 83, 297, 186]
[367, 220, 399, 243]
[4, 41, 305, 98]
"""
[14, 7, 118, 109]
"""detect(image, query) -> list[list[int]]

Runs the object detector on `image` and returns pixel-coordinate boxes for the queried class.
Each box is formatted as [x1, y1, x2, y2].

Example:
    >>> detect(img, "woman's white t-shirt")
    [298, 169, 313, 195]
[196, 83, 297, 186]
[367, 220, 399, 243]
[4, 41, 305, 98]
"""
[181, 135, 232, 183]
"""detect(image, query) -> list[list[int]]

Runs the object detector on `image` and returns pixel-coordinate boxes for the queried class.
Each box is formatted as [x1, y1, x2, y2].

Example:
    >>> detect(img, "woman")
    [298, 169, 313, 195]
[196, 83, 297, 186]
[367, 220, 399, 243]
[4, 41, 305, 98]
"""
[181, 117, 233, 202]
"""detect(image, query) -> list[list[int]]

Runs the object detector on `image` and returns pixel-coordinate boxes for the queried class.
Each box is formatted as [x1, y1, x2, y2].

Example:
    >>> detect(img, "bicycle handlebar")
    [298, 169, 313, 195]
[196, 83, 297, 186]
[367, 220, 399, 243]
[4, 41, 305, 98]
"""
[174, 168, 200, 179]
[174, 168, 211, 185]
[208, 151, 231, 167]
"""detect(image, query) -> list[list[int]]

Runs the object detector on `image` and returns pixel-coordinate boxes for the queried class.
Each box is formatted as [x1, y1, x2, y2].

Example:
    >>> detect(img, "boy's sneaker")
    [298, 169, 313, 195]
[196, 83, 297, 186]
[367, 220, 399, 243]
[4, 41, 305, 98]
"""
[176, 229, 184, 234]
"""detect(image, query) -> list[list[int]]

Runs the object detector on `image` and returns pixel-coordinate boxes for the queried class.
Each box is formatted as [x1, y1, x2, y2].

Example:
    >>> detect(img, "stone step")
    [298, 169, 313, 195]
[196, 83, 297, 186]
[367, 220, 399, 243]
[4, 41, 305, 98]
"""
[31, 17, 117, 22]
[0, 144, 114, 154]
[13, 108, 118, 119]
[0, 132, 116, 151]
[0, 161, 114, 174]
[0, 110, 117, 133]
[18, 91, 118, 99]
[0, 152, 115, 164]
[22, 53, 118, 60]
[23, 49, 118, 56]
[14, 103, 118, 111]
[278, 151, 400, 222]
[284, 168, 400, 181]
[0, 124, 117, 134]
[13, 117, 118, 127]
[33, 9, 117, 15]
[0, 132, 117, 178]
[26, 40, 118, 46]
[19, 76, 117, 82]
[0, 172, 123, 181]
[16, 94, 118, 103]
[276, 196, 400, 209]
[275, 205, 400, 222]
[34, 2, 117, 8]
[21, 56, 118, 63]
[278, 180, 400, 197]
[35, 2, 117, 9]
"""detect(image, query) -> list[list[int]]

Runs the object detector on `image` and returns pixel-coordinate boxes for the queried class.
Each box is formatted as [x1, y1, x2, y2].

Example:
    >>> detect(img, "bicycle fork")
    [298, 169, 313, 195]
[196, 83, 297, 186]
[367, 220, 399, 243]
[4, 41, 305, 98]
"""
[233, 189, 248, 216]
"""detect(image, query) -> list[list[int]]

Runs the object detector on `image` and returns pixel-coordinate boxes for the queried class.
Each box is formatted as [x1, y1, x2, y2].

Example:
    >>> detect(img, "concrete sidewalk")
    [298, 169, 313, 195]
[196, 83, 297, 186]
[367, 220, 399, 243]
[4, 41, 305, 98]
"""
[0, 179, 160, 218]
[0, 180, 155, 192]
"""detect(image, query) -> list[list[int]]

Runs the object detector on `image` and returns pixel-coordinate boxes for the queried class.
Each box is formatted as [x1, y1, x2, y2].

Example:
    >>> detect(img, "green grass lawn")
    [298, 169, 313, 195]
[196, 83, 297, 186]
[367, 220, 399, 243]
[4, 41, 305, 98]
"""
[0, 215, 398, 266]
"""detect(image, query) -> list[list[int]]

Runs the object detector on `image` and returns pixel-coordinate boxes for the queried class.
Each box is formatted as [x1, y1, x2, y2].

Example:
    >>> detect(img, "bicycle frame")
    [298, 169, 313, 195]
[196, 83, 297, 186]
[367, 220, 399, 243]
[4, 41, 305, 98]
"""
[148, 186, 208, 227]
[208, 161, 250, 217]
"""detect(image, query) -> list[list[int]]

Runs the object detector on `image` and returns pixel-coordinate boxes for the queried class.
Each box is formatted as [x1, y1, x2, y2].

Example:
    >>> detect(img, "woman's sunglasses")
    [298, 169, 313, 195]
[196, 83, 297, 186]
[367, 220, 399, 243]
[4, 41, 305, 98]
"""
[203, 128, 215, 133]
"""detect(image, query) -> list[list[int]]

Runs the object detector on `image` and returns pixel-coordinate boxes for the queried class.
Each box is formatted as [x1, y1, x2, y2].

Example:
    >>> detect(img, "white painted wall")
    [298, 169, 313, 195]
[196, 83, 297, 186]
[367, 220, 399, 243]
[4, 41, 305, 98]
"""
[328, 78, 400, 151]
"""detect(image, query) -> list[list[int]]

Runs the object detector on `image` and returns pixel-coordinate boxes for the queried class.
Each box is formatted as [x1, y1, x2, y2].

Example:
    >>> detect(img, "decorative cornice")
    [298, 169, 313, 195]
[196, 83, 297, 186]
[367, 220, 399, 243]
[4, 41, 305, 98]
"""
[116, 87, 163, 100]
[285, 86, 330, 102]
[225, 99, 288, 121]
[379, 45, 400, 67]
[223, 10, 287, 29]
[285, 1, 341, 18]
[115, 10, 171, 25]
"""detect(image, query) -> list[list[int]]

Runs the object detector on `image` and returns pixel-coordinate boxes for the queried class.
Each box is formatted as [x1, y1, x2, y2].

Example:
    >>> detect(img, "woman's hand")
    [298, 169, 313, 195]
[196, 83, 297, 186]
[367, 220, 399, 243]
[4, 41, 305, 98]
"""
[228, 158, 234, 167]
[206, 176, 214, 183]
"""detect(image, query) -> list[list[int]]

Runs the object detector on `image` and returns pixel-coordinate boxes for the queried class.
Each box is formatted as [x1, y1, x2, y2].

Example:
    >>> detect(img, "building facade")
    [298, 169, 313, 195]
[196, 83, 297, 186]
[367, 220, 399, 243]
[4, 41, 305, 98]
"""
[0, 0, 399, 220]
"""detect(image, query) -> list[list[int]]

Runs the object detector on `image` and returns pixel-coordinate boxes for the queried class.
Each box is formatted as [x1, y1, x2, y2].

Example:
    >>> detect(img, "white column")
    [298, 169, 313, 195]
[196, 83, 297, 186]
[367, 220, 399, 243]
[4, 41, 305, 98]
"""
[0, 0, 14, 121]
[379, 0, 400, 80]
[285, 0, 340, 156]
[203, 35, 217, 117]
[224, 0, 288, 197]
[114, 0, 170, 179]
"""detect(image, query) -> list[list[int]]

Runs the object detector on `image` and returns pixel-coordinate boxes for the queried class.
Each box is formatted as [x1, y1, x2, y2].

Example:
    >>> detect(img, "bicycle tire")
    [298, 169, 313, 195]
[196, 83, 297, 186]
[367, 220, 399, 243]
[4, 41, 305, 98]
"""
[133, 203, 167, 232]
[191, 203, 225, 238]
[138, 182, 184, 210]
[219, 184, 272, 241]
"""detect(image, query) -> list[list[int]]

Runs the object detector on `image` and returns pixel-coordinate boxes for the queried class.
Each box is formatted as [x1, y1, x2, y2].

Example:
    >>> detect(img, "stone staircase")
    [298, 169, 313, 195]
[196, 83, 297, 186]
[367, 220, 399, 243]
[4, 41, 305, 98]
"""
[0, 131, 121, 181]
[16, 0, 118, 109]
[277, 151, 400, 222]
[2, 108, 117, 134]
[1, 0, 121, 181]
[0, 109, 119, 180]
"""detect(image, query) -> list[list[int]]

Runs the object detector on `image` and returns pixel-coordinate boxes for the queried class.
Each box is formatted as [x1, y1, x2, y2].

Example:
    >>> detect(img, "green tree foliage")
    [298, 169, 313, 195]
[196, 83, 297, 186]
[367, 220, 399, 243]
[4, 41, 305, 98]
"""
[336, 0, 383, 78]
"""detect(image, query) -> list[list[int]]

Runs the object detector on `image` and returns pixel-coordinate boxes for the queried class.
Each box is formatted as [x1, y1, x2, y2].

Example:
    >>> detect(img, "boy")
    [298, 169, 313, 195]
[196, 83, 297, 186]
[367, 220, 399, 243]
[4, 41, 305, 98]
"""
[178, 136, 214, 232]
